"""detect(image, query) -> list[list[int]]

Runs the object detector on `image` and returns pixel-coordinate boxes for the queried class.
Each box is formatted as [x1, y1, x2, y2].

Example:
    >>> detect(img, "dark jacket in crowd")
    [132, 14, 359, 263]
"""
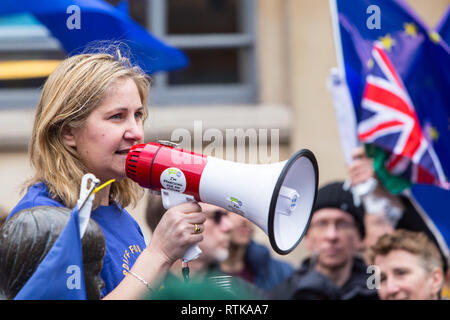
[245, 240, 294, 290]
[267, 256, 379, 300]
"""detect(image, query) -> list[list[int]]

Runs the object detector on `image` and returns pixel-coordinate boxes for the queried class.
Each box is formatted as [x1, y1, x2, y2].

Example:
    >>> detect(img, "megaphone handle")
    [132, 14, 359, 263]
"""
[160, 189, 203, 263]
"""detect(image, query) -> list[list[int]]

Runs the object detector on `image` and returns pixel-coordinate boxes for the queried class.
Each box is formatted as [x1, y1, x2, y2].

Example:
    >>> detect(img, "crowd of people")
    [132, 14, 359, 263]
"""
[0, 49, 448, 300]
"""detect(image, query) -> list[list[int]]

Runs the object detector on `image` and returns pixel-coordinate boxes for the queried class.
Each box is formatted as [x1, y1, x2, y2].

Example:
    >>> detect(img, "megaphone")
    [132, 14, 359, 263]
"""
[126, 141, 318, 259]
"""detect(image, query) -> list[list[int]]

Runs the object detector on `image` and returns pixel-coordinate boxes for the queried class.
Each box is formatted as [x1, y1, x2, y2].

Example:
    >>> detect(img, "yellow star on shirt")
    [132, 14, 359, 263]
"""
[379, 34, 396, 51]
[367, 58, 374, 70]
[404, 22, 418, 37]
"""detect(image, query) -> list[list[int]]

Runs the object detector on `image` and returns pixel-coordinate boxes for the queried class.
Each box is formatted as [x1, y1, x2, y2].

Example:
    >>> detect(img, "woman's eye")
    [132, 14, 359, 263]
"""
[110, 113, 122, 120]
[135, 111, 144, 119]
[394, 269, 408, 276]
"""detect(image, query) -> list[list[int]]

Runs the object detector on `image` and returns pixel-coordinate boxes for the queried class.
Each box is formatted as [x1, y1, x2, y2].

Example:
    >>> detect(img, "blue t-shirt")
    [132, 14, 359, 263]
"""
[8, 182, 147, 297]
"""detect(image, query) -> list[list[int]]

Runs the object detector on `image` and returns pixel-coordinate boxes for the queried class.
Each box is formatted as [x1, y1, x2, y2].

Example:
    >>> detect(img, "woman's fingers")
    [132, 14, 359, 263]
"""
[149, 202, 206, 263]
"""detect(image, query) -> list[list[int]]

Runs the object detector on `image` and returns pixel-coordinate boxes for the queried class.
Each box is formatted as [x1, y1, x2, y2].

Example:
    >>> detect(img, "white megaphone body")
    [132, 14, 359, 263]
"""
[126, 141, 318, 262]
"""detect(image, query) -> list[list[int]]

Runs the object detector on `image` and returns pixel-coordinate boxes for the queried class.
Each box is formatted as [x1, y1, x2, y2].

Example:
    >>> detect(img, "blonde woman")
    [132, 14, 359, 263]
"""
[7, 51, 206, 299]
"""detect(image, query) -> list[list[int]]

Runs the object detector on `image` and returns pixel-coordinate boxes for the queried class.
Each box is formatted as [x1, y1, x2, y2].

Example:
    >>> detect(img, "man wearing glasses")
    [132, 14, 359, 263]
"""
[268, 181, 379, 300]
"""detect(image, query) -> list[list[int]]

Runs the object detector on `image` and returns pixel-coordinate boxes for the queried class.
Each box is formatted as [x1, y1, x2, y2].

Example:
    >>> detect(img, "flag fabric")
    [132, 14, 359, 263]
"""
[358, 41, 447, 188]
[409, 184, 450, 260]
[330, 0, 450, 261]
[436, 6, 450, 46]
[0, 0, 188, 74]
[331, 0, 450, 190]
[327, 67, 359, 165]
[14, 206, 87, 300]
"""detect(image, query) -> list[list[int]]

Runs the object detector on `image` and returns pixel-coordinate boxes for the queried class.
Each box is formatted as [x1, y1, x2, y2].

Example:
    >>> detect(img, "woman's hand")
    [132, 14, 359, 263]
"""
[104, 202, 205, 300]
[147, 202, 206, 265]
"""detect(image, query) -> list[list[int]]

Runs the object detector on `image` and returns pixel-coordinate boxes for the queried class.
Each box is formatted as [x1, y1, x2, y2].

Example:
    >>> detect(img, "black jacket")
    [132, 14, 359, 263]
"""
[267, 256, 379, 300]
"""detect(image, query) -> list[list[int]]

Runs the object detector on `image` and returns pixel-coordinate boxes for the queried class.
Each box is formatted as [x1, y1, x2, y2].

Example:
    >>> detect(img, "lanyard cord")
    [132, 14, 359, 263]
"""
[182, 261, 190, 283]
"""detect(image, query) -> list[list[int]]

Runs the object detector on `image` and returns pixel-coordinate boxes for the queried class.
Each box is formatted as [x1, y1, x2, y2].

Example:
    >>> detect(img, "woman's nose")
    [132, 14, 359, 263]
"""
[124, 119, 144, 141]
[385, 276, 400, 297]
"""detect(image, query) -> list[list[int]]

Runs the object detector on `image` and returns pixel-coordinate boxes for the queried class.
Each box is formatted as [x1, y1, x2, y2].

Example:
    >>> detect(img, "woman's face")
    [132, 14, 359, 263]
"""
[375, 250, 442, 300]
[64, 77, 145, 182]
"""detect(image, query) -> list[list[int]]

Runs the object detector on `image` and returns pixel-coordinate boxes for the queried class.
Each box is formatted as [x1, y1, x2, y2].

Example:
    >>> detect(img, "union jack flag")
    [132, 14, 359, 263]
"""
[357, 42, 448, 189]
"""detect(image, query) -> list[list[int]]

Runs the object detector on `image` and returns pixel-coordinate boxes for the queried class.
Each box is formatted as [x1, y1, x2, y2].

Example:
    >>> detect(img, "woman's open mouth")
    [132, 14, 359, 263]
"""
[115, 149, 130, 155]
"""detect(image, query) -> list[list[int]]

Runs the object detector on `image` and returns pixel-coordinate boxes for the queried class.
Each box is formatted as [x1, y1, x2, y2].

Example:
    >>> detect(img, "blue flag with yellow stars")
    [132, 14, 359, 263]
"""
[14, 206, 87, 300]
[330, 0, 449, 261]
[0, 0, 188, 74]
[331, 0, 450, 188]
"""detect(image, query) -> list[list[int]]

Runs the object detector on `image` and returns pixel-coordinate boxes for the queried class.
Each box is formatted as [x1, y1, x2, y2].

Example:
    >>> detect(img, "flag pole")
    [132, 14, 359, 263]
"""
[327, 0, 378, 202]
[328, 0, 359, 164]
[329, 0, 346, 78]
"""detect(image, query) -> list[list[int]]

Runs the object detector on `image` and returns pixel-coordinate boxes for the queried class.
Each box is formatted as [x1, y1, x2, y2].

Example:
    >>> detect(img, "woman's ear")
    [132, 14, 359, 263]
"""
[62, 125, 77, 147]
[429, 267, 444, 297]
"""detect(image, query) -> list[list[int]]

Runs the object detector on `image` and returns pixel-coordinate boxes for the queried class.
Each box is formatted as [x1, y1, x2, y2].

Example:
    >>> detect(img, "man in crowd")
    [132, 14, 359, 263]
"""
[268, 181, 379, 300]
[220, 212, 294, 291]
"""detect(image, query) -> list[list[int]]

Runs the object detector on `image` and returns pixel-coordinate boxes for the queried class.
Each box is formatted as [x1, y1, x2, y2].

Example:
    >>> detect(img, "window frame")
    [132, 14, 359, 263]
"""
[147, 0, 258, 105]
[0, 0, 258, 109]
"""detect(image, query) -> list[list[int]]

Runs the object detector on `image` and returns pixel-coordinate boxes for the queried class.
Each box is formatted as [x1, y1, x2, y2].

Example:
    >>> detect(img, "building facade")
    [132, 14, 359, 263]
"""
[0, 0, 447, 264]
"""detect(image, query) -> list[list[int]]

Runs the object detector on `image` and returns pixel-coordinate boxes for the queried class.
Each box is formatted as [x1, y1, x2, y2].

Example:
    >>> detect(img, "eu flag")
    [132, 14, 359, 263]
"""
[0, 0, 188, 74]
[332, 0, 449, 189]
[330, 0, 449, 260]
[14, 206, 87, 300]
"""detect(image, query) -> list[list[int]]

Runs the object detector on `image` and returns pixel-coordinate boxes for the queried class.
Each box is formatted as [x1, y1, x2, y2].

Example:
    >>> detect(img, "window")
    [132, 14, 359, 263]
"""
[0, 1, 258, 108]
[146, 0, 258, 105]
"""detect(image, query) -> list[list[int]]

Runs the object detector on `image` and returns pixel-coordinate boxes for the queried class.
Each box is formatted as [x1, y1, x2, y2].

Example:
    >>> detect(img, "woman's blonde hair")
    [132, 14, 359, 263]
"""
[27, 49, 150, 209]
[368, 229, 444, 273]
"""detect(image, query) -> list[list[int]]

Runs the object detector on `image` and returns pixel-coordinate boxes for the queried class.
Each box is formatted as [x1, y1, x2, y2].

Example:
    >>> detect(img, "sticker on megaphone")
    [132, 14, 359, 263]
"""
[160, 167, 187, 193]
[227, 196, 246, 216]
